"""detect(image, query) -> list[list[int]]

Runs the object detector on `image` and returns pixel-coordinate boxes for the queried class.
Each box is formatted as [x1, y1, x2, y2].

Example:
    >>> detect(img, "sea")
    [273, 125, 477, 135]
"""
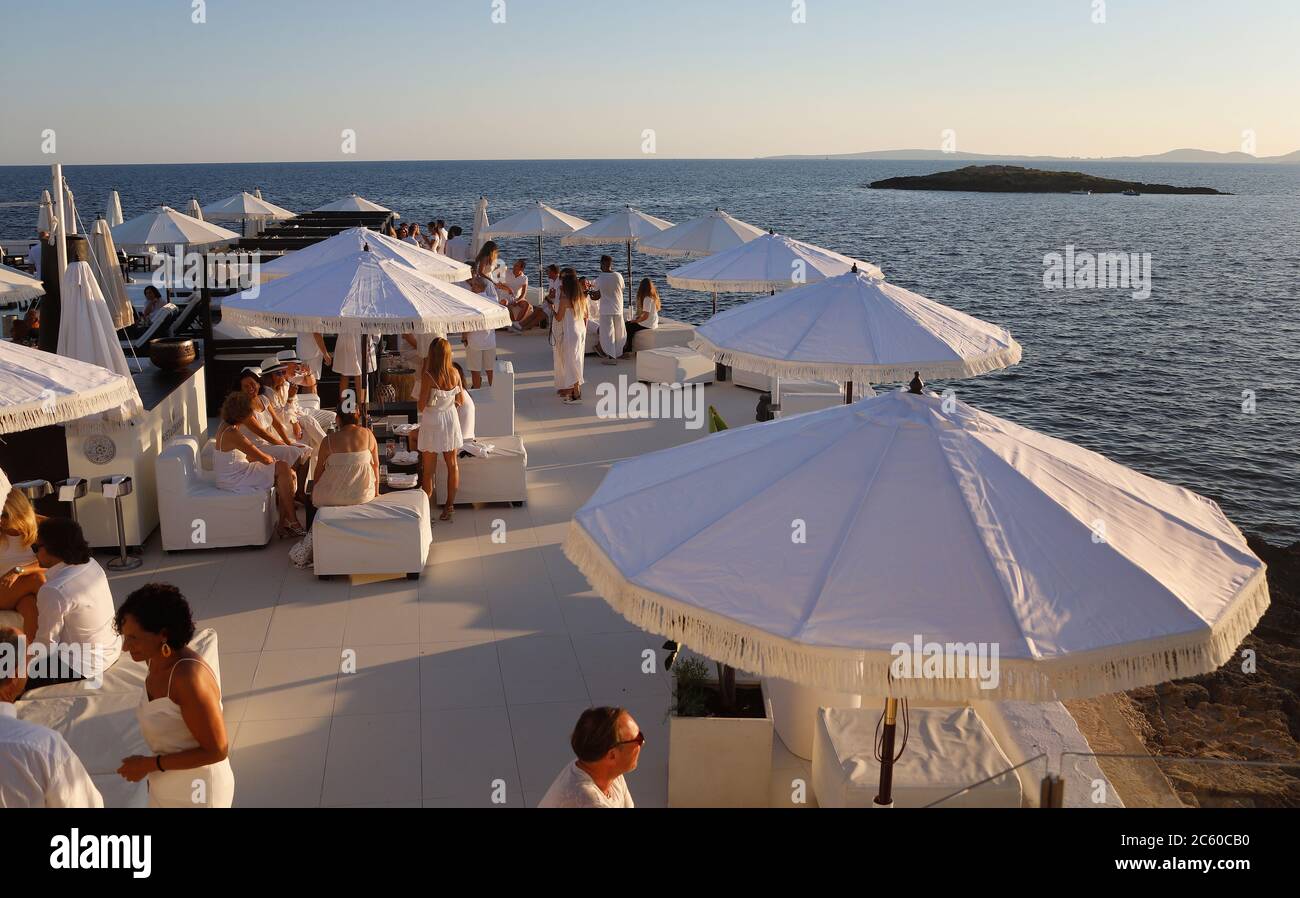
[1, 158, 1297, 543]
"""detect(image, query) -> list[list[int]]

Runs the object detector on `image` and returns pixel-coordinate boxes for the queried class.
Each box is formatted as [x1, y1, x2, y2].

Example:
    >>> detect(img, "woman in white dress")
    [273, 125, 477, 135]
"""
[554, 269, 589, 404]
[0, 488, 43, 639]
[236, 368, 310, 499]
[417, 337, 464, 520]
[312, 409, 378, 507]
[214, 391, 302, 537]
[115, 583, 234, 808]
[319, 332, 369, 417]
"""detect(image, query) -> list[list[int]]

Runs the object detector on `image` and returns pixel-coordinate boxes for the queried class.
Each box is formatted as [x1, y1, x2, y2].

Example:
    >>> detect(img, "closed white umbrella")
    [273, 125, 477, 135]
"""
[88, 218, 134, 329]
[37, 190, 55, 232]
[62, 182, 80, 235]
[106, 190, 124, 228]
[186, 198, 204, 221]
[313, 194, 393, 213]
[470, 196, 490, 258]
[562, 205, 674, 290]
[254, 187, 264, 201]
[257, 227, 471, 284]
[692, 267, 1021, 386]
[53, 260, 144, 427]
[0, 340, 138, 434]
[111, 205, 240, 251]
[0, 263, 44, 304]
[668, 231, 881, 315]
[484, 200, 590, 286]
[222, 248, 511, 336]
[202, 191, 296, 222]
[564, 389, 1268, 702]
[637, 208, 764, 258]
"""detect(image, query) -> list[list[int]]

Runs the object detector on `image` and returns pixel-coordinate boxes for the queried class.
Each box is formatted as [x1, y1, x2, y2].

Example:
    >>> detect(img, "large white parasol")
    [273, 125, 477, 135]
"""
[88, 219, 134, 330]
[637, 208, 764, 258]
[56, 260, 144, 433]
[257, 227, 471, 284]
[562, 205, 674, 290]
[313, 194, 393, 214]
[202, 191, 296, 222]
[484, 201, 590, 284]
[667, 231, 881, 315]
[111, 205, 240, 251]
[106, 190, 124, 228]
[692, 267, 1021, 385]
[564, 390, 1269, 702]
[37, 190, 55, 232]
[221, 247, 511, 336]
[0, 263, 44, 304]
[0, 340, 138, 434]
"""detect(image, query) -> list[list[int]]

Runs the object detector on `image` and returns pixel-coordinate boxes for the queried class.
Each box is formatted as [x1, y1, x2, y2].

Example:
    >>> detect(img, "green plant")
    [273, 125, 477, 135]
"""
[671, 656, 711, 718]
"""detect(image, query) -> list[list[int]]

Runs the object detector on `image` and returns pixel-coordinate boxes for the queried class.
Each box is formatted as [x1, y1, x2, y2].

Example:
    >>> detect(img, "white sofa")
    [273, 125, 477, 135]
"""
[436, 435, 528, 506]
[16, 628, 222, 808]
[636, 346, 717, 386]
[811, 705, 1021, 808]
[471, 359, 516, 438]
[630, 317, 694, 351]
[157, 437, 276, 551]
[312, 489, 432, 579]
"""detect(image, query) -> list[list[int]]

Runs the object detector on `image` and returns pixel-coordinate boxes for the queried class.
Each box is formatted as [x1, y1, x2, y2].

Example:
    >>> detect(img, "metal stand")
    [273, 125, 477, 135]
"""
[99, 475, 142, 571]
[873, 697, 899, 807]
[13, 479, 52, 505]
[1038, 773, 1064, 808]
[56, 477, 88, 523]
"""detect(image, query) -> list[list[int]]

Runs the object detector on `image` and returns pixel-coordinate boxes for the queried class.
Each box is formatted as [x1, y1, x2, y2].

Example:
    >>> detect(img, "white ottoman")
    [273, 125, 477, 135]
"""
[631, 317, 695, 351]
[313, 490, 432, 578]
[636, 347, 716, 385]
[779, 391, 845, 418]
[811, 706, 1020, 808]
[436, 435, 528, 506]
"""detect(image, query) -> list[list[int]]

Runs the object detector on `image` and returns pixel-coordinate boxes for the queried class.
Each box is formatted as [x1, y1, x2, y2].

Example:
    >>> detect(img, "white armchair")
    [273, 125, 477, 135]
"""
[156, 437, 276, 551]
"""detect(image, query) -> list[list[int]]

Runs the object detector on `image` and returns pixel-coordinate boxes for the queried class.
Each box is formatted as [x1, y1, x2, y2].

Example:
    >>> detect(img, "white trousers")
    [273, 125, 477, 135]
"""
[600, 313, 626, 357]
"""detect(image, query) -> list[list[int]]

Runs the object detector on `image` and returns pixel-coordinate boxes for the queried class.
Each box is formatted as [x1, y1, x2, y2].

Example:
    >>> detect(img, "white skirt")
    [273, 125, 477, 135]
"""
[333, 334, 362, 377]
[418, 402, 463, 453]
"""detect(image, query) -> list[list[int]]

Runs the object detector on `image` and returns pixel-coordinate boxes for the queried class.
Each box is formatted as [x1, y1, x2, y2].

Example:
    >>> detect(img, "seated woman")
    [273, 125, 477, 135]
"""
[259, 357, 325, 451]
[624, 277, 661, 343]
[1, 518, 123, 698]
[114, 583, 234, 808]
[0, 488, 45, 641]
[312, 409, 378, 507]
[235, 367, 310, 497]
[214, 391, 302, 538]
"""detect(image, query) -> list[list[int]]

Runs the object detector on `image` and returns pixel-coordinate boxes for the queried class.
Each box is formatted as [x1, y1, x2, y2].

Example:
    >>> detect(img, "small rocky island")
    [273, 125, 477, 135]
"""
[868, 164, 1226, 194]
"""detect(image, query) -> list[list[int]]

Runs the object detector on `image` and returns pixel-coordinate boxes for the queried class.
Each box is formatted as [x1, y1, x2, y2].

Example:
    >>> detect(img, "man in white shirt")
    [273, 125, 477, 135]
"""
[538, 706, 641, 808]
[443, 226, 470, 262]
[593, 255, 627, 364]
[0, 627, 104, 808]
[496, 258, 547, 331]
[23, 518, 121, 691]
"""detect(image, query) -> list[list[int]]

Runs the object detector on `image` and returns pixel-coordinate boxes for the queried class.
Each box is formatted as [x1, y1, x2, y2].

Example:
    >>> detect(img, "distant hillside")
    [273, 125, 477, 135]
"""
[765, 147, 1300, 164]
[868, 165, 1227, 195]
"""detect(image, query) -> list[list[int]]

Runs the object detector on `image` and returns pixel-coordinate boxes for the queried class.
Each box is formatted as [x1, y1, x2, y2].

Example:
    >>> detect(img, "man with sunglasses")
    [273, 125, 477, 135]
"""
[538, 706, 642, 808]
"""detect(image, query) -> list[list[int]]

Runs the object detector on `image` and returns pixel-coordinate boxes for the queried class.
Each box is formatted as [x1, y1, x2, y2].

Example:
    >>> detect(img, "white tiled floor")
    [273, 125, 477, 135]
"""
[101, 332, 782, 808]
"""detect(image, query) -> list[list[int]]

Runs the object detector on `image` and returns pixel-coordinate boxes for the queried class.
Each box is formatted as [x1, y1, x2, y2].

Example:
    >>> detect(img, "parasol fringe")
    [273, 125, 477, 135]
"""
[691, 334, 1024, 386]
[220, 307, 510, 336]
[562, 519, 1270, 702]
[0, 378, 140, 435]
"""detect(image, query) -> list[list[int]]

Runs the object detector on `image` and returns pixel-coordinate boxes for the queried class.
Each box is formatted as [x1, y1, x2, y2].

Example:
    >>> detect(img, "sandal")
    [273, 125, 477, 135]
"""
[440, 506, 454, 522]
[277, 522, 306, 539]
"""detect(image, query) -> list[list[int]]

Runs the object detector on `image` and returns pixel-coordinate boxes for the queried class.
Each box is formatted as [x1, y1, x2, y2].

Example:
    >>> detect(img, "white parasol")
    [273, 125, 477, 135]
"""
[0, 340, 138, 434]
[257, 227, 470, 284]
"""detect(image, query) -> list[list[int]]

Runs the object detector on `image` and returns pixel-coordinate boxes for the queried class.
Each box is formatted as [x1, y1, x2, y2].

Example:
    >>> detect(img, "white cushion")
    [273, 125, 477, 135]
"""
[630, 317, 694, 351]
[436, 435, 527, 505]
[472, 359, 515, 438]
[313, 489, 432, 576]
[636, 347, 716, 385]
[811, 706, 1020, 808]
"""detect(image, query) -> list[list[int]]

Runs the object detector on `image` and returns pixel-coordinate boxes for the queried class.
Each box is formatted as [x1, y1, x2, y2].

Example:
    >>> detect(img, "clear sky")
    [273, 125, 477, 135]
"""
[2, 0, 1298, 164]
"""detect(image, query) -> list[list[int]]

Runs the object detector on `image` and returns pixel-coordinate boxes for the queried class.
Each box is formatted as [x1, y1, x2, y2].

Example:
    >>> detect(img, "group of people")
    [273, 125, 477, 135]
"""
[381, 219, 471, 262]
[0, 486, 233, 807]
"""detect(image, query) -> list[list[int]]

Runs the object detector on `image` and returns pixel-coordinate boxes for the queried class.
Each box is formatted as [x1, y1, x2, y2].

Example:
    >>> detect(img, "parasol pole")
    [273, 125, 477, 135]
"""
[52, 164, 68, 281]
[873, 697, 899, 807]
[626, 239, 633, 297]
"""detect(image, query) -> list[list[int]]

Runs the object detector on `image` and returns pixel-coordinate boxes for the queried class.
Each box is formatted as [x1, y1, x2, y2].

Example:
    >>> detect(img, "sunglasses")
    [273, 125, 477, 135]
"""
[614, 731, 646, 748]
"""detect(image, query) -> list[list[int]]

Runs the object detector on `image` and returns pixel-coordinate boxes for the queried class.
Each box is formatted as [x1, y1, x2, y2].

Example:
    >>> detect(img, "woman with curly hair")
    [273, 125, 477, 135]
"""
[115, 583, 234, 808]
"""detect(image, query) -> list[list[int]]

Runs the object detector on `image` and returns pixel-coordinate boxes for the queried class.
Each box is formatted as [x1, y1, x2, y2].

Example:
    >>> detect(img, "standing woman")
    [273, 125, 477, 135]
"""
[417, 338, 464, 521]
[115, 583, 234, 808]
[554, 269, 588, 404]
[625, 277, 661, 343]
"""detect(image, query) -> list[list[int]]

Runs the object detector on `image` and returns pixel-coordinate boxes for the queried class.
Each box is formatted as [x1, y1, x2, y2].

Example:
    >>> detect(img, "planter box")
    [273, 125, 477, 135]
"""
[667, 685, 774, 808]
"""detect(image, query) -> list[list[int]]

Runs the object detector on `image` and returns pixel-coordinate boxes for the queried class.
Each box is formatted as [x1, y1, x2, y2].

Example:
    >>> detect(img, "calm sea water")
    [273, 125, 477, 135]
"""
[2, 159, 1297, 542]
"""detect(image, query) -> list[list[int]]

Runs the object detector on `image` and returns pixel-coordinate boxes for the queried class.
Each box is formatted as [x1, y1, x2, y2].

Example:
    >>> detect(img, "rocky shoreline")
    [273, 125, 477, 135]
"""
[868, 164, 1227, 195]
[1127, 534, 1300, 807]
